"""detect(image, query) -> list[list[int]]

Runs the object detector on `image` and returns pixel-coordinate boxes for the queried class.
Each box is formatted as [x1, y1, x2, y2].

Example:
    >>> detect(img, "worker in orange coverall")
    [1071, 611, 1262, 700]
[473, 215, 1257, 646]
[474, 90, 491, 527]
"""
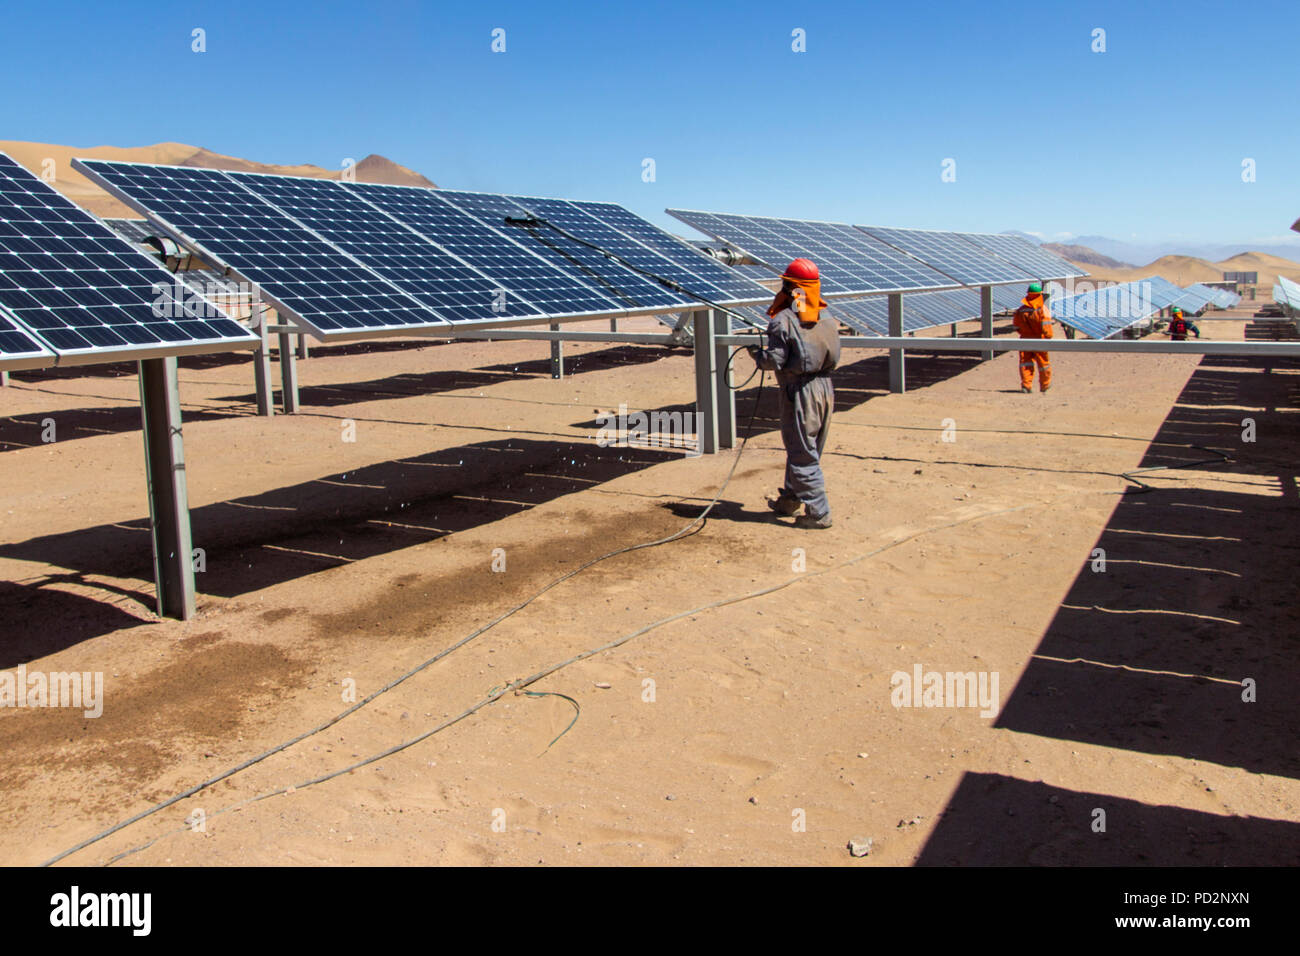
[1012, 282, 1054, 393]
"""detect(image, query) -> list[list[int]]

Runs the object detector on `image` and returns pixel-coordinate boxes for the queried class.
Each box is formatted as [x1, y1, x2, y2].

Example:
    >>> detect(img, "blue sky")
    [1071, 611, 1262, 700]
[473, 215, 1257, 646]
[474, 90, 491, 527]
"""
[2, 0, 1296, 248]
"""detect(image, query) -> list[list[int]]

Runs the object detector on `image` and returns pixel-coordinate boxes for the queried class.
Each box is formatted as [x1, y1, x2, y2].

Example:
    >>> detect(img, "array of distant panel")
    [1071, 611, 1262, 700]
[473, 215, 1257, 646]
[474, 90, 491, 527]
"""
[1273, 275, 1300, 315]
[1047, 276, 1187, 338]
[0, 153, 255, 368]
[75, 160, 771, 339]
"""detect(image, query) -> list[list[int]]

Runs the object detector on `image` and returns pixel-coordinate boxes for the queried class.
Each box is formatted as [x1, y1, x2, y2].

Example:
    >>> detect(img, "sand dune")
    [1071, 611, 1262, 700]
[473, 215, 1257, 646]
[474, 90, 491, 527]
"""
[1071, 251, 1300, 289]
[0, 140, 436, 220]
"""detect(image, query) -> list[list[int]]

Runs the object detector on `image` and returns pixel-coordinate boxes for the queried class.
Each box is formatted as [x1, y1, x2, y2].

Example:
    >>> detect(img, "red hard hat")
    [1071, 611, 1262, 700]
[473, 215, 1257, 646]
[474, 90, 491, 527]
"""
[782, 258, 819, 281]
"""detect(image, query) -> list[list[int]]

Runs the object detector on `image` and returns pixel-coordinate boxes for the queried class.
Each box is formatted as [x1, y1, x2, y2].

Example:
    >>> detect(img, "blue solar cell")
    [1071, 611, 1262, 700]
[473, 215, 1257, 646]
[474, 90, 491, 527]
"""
[0, 304, 54, 367]
[76, 160, 446, 334]
[858, 226, 1033, 285]
[1048, 281, 1154, 338]
[429, 190, 684, 311]
[554, 199, 769, 303]
[340, 184, 633, 318]
[959, 232, 1087, 279]
[0, 154, 254, 360]
[231, 172, 541, 322]
[667, 209, 956, 295]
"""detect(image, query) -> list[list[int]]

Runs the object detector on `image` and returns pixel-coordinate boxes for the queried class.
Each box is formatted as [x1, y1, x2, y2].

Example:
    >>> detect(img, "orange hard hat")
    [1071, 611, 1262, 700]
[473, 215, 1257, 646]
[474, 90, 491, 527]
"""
[782, 258, 819, 281]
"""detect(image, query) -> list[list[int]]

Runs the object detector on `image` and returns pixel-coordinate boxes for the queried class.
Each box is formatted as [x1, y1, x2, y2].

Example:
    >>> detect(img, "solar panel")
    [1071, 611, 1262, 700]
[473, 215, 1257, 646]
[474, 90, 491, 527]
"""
[0, 304, 56, 369]
[993, 284, 1029, 311]
[548, 198, 768, 303]
[826, 296, 889, 335]
[103, 218, 158, 245]
[230, 172, 588, 324]
[338, 184, 641, 318]
[1171, 285, 1216, 312]
[960, 232, 1087, 279]
[76, 159, 446, 336]
[1048, 281, 1156, 338]
[0, 154, 255, 361]
[667, 209, 957, 296]
[905, 290, 972, 327]
[857, 226, 1033, 285]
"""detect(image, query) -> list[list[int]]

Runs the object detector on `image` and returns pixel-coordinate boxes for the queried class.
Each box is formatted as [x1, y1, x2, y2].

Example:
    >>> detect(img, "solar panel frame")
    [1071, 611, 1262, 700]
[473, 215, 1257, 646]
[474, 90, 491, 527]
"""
[0, 153, 257, 365]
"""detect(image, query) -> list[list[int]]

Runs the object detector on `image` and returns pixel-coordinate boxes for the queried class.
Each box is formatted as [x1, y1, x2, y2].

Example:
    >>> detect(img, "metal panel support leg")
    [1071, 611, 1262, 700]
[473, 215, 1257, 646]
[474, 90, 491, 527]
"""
[980, 285, 994, 361]
[0, 371, 8, 387]
[550, 322, 563, 379]
[693, 309, 719, 454]
[138, 357, 196, 621]
[712, 309, 736, 449]
[279, 331, 300, 414]
[251, 297, 274, 417]
[888, 292, 905, 393]
[297, 334, 310, 360]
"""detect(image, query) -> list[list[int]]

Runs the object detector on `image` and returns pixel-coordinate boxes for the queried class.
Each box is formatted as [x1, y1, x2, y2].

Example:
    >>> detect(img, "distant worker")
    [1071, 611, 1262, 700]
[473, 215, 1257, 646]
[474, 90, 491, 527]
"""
[748, 258, 841, 529]
[1012, 282, 1054, 393]
[1166, 306, 1200, 341]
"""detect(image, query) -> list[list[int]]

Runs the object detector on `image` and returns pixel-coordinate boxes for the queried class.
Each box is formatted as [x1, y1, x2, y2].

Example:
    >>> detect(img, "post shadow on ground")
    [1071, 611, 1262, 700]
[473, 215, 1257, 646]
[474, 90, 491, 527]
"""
[995, 332, 1300, 781]
[915, 772, 1300, 865]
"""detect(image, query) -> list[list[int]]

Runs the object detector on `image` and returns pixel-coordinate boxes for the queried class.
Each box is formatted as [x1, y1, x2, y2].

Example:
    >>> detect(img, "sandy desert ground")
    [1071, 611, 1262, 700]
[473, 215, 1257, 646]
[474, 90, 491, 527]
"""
[1, 308, 1297, 866]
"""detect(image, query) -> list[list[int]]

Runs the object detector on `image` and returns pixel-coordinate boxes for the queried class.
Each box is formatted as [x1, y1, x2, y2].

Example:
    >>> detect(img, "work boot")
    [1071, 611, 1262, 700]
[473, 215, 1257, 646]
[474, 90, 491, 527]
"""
[1040, 384, 1051, 393]
[767, 491, 800, 516]
[1021, 386, 1032, 393]
[795, 511, 833, 530]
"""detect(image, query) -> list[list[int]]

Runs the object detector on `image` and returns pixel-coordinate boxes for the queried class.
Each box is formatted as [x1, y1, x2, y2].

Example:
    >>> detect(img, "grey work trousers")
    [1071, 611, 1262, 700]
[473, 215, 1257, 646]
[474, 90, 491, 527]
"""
[779, 374, 834, 518]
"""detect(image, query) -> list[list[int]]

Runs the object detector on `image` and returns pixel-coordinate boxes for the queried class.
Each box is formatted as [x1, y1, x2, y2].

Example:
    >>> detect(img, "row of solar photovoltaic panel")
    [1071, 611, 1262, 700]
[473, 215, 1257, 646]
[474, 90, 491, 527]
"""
[666, 209, 1086, 298]
[0, 153, 258, 370]
[1173, 282, 1239, 312]
[714, 283, 1030, 336]
[1274, 275, 1300, 316]
[1043, 275, 1226, 339]
[75, 160, 772, 342]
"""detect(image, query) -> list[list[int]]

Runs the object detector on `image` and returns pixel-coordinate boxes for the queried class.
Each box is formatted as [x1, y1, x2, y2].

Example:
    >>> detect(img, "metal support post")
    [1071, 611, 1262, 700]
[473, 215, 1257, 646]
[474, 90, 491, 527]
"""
[888, 292, 905, 393]
[712, 309, 736, 449]
[980, 285, 994, 361]
[0, 370, 9, 387]
[550, 322, 563, 379]
[297, 333, 310, 360]
[251, 295, 275, 417]
[278, 329, 300, 413]
[138, 357, 196, 621]
[693, 309, 719, 454]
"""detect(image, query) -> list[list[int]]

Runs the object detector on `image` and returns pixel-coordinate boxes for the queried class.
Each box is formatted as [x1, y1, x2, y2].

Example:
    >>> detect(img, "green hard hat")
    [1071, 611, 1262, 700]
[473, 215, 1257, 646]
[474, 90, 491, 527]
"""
[1171, 305, 1183, 314]
[1027, 282, 1042, 294]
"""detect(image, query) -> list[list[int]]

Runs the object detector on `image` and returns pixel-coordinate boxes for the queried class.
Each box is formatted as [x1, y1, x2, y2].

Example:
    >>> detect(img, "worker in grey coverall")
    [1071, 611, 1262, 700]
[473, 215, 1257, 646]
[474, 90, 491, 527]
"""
[747, 257, 840, 529]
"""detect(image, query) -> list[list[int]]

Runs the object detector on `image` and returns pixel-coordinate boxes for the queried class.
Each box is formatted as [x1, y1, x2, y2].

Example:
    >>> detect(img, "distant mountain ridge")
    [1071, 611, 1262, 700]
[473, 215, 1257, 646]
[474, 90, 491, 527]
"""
[1041, 242, 1132, 270]
[0, 140, 436, 219]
